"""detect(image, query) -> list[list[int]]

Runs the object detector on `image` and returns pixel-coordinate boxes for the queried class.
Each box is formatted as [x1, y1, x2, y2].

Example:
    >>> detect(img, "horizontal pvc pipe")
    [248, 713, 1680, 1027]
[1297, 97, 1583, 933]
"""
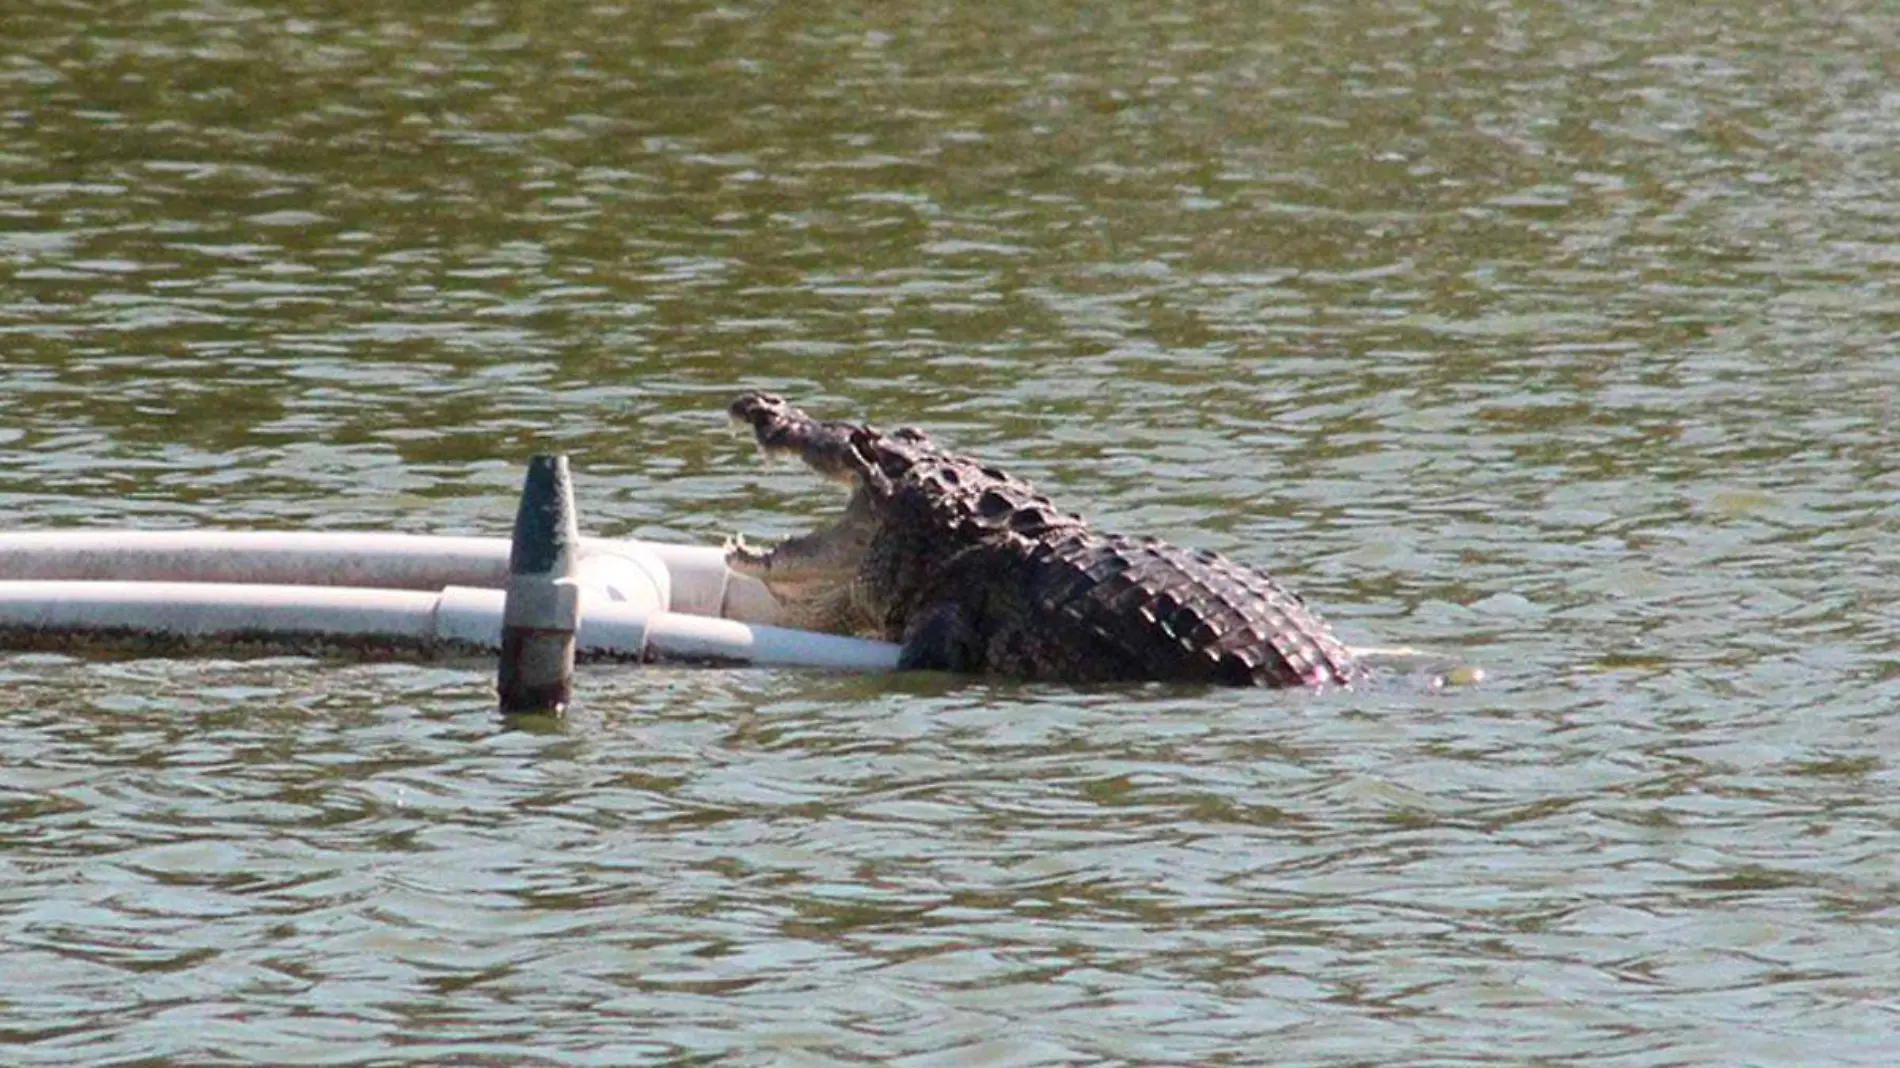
[645, 612, 903, 672]
[0, 580, 445, 644]
[0, 580, 898, 672]
[0, 530, 779, 624]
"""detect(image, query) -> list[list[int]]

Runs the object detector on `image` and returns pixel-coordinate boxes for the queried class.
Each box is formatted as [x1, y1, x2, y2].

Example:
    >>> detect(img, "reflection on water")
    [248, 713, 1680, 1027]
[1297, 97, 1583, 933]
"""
[4, 0, 1899, 1064]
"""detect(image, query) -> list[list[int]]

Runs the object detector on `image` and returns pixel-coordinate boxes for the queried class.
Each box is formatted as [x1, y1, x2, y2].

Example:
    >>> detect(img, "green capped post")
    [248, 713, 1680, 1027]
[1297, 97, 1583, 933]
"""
[498, 454, 581, 715]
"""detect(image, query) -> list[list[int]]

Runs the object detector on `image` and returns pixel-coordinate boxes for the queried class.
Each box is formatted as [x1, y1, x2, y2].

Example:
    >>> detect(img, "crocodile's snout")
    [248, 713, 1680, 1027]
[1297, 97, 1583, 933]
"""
[728, 392, 795, 452]
[728, 391, 787, 425]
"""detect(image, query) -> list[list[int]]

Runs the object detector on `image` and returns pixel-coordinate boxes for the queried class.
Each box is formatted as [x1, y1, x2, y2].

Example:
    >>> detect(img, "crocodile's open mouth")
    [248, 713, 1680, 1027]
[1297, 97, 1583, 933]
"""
[726, 393, 884, 634]
[724, 491, 880, 637]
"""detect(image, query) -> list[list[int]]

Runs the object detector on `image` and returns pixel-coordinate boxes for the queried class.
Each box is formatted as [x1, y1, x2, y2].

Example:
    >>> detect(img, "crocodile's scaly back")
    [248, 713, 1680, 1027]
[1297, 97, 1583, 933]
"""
[727, 392, 1362, 688]
[1008, 533, 1356, 687]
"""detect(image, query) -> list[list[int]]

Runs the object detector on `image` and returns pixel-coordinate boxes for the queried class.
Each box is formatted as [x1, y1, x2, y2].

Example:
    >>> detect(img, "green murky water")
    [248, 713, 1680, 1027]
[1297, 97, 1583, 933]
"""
[4, 1, 1898, 1064]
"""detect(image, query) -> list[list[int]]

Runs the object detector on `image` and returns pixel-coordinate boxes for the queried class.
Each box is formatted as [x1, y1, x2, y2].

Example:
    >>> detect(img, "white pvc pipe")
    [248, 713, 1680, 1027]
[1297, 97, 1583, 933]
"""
[643, 612, 903, 672]
[0, 531, 781, 624]
[0, 580, 899, 672]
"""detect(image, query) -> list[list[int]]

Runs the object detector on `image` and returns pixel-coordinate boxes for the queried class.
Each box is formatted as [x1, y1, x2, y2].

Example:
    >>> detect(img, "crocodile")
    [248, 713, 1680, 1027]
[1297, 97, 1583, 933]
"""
[725, 392, 1362, 688]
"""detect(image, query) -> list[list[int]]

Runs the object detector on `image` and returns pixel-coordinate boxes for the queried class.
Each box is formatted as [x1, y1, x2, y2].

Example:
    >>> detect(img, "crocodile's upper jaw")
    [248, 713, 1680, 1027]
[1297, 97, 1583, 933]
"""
[728, 391, 864, 486]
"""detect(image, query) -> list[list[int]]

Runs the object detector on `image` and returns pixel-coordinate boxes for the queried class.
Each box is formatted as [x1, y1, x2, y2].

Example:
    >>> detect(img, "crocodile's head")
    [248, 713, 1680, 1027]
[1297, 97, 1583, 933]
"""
[725, 392, 925, 635]
[725, 392, 1083, 639]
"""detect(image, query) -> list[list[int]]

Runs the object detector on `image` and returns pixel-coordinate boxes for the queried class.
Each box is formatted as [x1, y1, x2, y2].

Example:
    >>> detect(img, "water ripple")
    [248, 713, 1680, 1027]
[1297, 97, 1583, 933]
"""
[8, 0, 1900, 1063]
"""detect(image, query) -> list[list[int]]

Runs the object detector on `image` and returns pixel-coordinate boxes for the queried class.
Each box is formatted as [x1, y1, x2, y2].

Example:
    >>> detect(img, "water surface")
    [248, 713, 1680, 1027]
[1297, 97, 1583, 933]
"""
[4, 0, 1898, 1064]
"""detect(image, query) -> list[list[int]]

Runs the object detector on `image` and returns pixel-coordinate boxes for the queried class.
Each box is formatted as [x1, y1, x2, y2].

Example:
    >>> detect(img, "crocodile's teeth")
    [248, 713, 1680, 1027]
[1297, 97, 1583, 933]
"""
[723, 533, 773, 567]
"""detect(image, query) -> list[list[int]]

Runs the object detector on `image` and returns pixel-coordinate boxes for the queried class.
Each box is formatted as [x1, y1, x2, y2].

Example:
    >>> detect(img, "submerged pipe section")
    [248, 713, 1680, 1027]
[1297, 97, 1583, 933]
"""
[497, 455, 582, 716]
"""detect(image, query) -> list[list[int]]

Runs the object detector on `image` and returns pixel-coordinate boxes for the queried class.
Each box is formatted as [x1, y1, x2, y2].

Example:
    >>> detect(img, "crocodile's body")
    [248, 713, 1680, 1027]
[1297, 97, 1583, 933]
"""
[726, 393, 1361, 688]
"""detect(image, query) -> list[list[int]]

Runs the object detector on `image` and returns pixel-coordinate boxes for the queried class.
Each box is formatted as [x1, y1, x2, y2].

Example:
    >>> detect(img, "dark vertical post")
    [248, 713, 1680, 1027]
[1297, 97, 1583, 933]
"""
[498, 454, 580, 715]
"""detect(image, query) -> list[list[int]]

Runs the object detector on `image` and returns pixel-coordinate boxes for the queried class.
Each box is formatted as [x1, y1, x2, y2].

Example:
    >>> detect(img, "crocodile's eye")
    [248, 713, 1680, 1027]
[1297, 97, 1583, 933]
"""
[1009, 505, 1052, 533]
